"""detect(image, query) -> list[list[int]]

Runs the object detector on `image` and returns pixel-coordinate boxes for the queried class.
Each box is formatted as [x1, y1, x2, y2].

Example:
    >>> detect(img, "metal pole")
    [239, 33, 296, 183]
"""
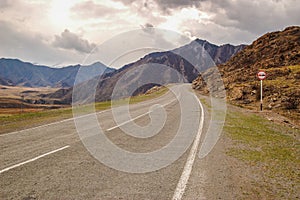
[260, 80, 263, 111]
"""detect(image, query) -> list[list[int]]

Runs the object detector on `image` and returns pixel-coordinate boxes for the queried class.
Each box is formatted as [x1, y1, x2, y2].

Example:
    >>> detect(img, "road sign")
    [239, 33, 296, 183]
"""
[257, 70, 267, 111]
[257, 70, 267, 80]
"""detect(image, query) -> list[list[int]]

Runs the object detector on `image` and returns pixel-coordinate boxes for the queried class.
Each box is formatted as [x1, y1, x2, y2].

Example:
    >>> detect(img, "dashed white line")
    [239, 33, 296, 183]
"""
[172, 94, 205, 200]
[107, 111, 152, 131]
[0, 90, 177, 137]
[106, 96, 179, 131]
[0, 145, 70, 174]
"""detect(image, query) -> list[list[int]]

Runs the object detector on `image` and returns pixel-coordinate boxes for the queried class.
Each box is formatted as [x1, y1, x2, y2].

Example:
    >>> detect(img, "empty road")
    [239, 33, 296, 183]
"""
[0, 84, 208, 200]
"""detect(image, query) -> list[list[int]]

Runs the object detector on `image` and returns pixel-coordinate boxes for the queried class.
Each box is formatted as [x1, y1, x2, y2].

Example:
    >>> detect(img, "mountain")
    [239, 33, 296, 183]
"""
[57, 39, 245, 104]
[193, 26, 300, 119]
[0, 58, 115, 87]
[178, 39, 245, 65]
[0, 76, 13, 86]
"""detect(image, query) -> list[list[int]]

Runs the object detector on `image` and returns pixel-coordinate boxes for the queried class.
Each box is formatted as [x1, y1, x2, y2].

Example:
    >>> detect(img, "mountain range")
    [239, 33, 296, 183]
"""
[0, 58, 115, 88]
[53, 39, 245, 103]
[0, 38, 244, 104]
[1, 26, 298, 122]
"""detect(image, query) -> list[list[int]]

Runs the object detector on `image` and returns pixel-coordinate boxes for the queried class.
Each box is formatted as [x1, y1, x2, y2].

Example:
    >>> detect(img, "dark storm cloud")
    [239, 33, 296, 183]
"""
[154, 0, 203, 10]
[116, 0, 299, 39]
[117, 0, 204, 12]
[203, 0, 300, 35]
[52, 29, 96, 53]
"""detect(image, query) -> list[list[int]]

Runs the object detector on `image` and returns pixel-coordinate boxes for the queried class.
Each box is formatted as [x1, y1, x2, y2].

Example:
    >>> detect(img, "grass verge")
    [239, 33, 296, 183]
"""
[225, 109, 300, 199]
[0, 86, 168, 134]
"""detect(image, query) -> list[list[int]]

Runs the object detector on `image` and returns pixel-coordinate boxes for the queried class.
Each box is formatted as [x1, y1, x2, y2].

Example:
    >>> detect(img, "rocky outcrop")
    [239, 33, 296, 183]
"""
[193, 26, 300, 113]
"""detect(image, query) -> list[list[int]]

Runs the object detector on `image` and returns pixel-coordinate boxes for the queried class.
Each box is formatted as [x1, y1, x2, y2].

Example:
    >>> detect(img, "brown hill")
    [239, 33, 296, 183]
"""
[192, 26, 300, 122]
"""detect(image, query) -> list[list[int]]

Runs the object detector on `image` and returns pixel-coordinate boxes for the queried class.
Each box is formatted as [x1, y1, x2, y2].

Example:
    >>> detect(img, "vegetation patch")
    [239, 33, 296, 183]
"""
[0, 86, 168, 134]
[225, 110, 300, 198]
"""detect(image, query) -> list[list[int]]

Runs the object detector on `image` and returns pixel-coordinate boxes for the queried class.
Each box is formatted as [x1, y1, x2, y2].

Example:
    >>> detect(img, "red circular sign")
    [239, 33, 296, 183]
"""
[257, 70, 267, 80]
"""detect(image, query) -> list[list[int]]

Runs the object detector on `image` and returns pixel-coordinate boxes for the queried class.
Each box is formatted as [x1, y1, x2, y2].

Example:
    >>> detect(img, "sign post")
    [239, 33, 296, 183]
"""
[257, 70, 267, 111]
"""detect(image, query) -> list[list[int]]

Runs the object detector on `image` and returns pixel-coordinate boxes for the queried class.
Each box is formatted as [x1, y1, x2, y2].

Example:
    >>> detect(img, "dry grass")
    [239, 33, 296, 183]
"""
[225, 109, 300, 199]
[0, 86, 169, 134]
[0, 85, 58, 99]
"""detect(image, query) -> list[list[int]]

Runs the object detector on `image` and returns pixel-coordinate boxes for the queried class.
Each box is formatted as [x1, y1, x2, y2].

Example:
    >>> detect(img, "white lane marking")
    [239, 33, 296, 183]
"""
[172, 94, 205, 200]
[0, 91, 175, 137]
[106, 96, 179, 132]
[0, 145, 70, 174]
[107, 111, 151, 131]
[0, 109, 109, 137]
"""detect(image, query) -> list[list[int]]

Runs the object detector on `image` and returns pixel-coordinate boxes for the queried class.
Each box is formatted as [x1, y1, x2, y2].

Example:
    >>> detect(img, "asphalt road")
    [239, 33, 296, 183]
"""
[0, 84, 207, 200]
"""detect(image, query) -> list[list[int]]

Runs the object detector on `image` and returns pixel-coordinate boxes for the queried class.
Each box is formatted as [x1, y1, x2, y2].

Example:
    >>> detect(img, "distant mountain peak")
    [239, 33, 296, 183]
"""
[55, 38, 245, 104]
[194, 38, 215, 46]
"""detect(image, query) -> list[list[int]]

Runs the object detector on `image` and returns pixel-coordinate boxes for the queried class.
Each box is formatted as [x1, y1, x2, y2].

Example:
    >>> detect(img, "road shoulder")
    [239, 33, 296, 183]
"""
[184, 93, 299, 199]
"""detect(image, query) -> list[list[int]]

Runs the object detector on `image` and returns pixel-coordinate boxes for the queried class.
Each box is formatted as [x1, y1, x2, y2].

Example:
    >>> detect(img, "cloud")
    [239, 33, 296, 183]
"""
[198, 0, 300, 35]
[0, 21, 85, 66]
[52, 29, 96, 53]
[154, 0, 203, 11]
[71, 1, 121, 19]
[0, 0, 11, 8]
[144, 23, 154, 28]
[0, 0, 17, 9]
[0, 0, 299, 67]
[185, 21, 256, 45]
[115, 0, 300, 45]
[140, 23, 154, 33]
[118, 0, 203, 12]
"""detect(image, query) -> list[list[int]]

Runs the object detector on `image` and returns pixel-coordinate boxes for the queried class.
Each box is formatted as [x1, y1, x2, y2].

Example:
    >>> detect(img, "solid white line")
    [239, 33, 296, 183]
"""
[172, 94, 205, 200]
[106, 96, 179, 132]
[0, 145, 70, 174]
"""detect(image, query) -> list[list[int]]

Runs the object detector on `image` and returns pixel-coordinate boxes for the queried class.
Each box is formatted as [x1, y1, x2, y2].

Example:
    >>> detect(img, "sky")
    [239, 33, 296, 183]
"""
[0, 0, 299, 68]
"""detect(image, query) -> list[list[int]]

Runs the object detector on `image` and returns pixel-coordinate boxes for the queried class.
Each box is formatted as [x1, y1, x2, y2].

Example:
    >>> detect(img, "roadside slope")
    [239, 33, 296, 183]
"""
[193, 26, 300, 124]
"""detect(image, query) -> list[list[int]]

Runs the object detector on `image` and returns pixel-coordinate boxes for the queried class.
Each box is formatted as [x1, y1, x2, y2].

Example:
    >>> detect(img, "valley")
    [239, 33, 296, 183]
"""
[0, 25, 299, 200]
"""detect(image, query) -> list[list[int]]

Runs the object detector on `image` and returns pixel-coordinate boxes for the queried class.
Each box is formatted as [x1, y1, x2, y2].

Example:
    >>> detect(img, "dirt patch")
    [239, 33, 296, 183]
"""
[0, 85, 67, 110]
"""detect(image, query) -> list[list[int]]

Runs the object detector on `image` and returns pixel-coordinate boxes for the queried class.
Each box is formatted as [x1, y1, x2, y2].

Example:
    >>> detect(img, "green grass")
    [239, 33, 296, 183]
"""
[264, 64, 300, 73]
[198, 98, 211, 109]
[0, 86, 168, 134]
[225, 109, 300, 197]
[288, 64, 300, 73]
[0, 107, 73, 132]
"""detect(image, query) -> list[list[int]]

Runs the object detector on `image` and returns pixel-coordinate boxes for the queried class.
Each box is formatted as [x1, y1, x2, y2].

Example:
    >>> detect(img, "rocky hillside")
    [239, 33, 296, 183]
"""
[57, 39, 245, 103]
[180, 39, 245, 65]
[193, 26, 300, 120]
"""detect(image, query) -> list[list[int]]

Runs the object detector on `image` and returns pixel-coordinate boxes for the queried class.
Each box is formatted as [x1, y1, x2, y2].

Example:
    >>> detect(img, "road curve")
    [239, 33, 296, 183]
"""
[0, 84, 206, 200]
